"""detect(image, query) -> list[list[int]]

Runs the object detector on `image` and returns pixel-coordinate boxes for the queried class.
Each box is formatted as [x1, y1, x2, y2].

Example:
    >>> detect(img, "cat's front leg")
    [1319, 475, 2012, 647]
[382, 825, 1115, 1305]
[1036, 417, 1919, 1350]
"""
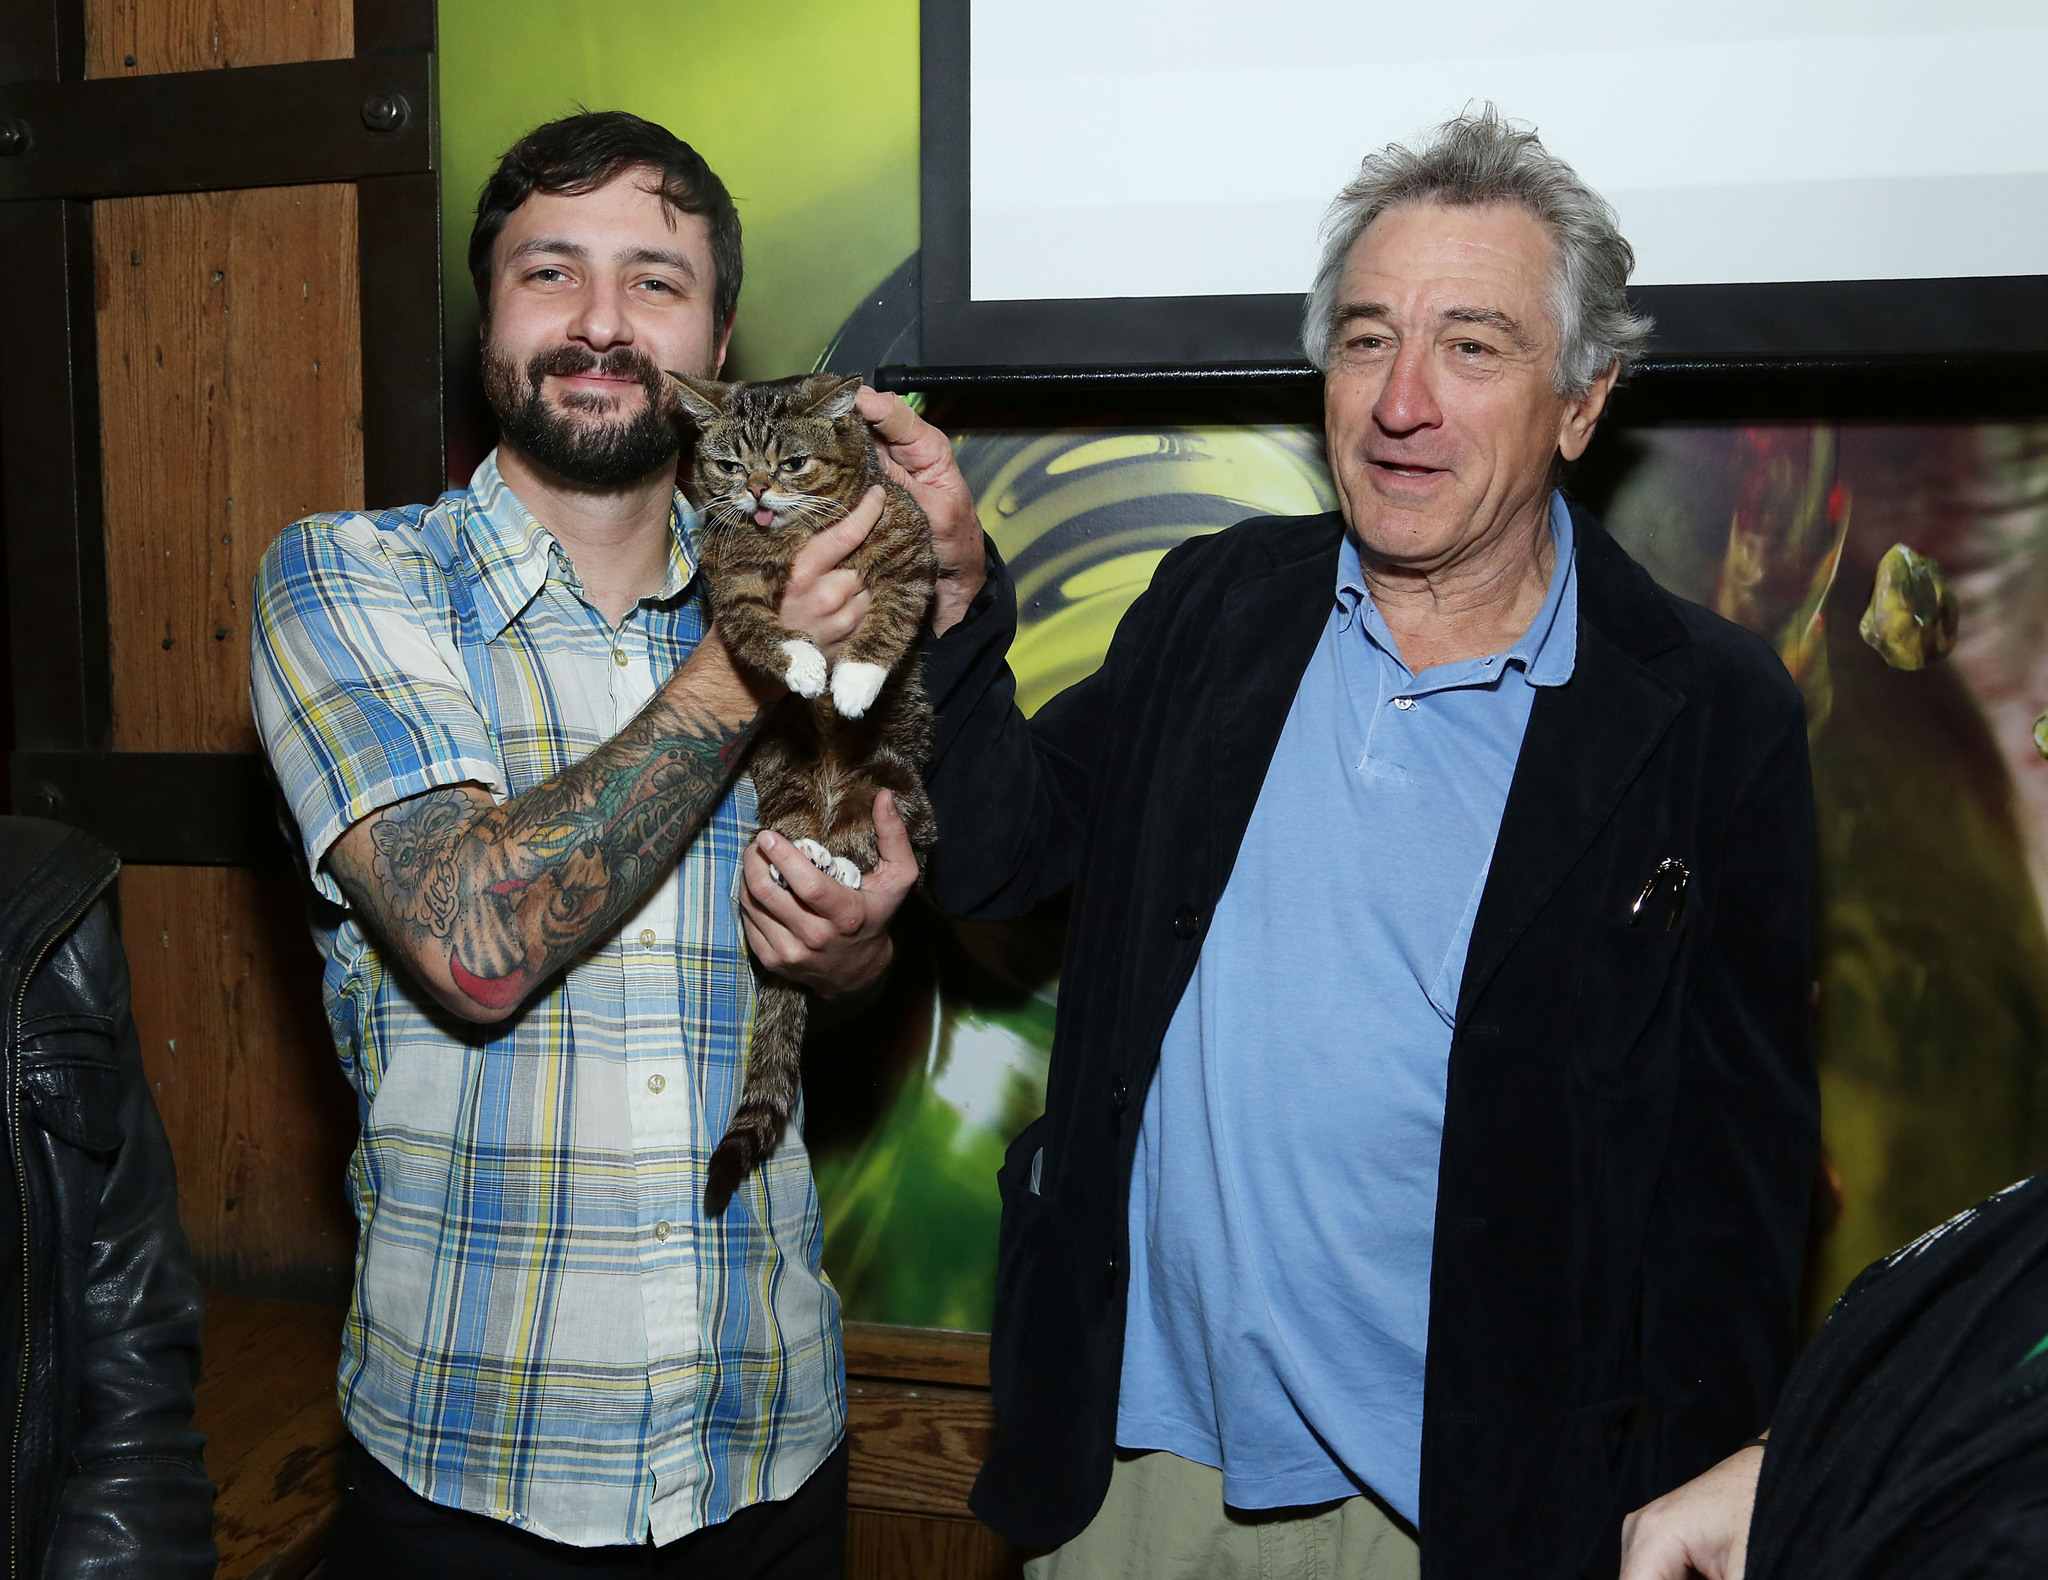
[778, 639, 829, 698]
[829, 657, 888, 719]
[710, 566, 828, 696]
[830, 570, 938, 719]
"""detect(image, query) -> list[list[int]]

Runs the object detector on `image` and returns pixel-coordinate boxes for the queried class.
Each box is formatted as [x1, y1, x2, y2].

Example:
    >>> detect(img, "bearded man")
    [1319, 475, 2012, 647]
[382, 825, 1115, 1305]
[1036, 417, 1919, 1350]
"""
[249, 111, 979, 1579]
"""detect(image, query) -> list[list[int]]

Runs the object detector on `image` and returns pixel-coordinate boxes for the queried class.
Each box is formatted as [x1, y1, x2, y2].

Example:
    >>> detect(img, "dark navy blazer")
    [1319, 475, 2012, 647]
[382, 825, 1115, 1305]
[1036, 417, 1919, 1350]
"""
[920, 503, 1820, 1579]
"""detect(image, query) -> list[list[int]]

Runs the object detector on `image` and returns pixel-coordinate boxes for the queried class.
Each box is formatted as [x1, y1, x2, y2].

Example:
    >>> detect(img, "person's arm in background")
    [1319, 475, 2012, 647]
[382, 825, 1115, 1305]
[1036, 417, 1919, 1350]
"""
[1619, 1436, 1767, 1580]
[1625, 671, 1818, 1555]
[39, 899, 215, 1580]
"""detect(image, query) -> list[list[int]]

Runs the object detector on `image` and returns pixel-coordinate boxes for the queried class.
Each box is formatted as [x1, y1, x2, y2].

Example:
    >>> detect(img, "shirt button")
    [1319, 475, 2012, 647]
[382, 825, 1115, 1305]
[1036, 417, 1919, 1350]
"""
[613, 649, 629, 667]
[639, 929, 657, 949]
[1171, 905, 1202, 940]
[652, 1220, 672, 1241]
[1394, 696, 1416, 710]
[647, 1073, 666, 1094]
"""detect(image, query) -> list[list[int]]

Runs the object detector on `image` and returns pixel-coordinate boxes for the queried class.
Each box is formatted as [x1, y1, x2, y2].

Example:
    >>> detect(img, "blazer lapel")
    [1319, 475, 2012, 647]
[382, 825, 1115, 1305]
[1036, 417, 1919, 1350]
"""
[1457, 520, 1687, 1018]
[1204, 513, 1345, 889]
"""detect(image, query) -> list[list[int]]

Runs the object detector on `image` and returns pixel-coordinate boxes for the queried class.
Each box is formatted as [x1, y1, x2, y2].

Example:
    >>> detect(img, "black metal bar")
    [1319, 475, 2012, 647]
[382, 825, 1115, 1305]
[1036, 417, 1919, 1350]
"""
[916, 0, 970, 364]
[359, 170, 446, 505]
[353, 0, 437, 56]
[0, 197, 109, 752]
[0, 53, 435, 201]
[876, 361, 1315, 393]
[878, 352, 2048, 421]
[0, 0, 82, 84]
[52, 0, 81, 83]
[9, 751, 288, 866]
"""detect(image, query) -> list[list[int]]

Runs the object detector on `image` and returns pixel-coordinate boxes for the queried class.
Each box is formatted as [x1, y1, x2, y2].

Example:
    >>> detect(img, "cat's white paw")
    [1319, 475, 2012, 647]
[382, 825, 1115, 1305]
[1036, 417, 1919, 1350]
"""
[778, 838, 862, 890]
[779, 639, 828, 698]
[831, 660, 887, 719]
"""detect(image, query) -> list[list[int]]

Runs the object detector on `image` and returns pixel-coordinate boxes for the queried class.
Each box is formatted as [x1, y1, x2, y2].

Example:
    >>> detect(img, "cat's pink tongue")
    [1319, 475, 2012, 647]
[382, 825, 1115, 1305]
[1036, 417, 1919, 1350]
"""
[753, 507, 775, 527]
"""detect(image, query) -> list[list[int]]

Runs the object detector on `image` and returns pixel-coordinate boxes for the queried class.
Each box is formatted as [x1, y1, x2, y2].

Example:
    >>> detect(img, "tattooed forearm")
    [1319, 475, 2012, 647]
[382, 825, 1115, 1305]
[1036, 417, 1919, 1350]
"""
[329, 686, 758, 1020]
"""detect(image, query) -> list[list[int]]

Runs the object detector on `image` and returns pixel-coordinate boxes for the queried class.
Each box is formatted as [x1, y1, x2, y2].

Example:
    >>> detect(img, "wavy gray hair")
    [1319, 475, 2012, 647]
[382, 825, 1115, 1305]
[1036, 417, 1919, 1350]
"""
[1301, 105, 1652, 396]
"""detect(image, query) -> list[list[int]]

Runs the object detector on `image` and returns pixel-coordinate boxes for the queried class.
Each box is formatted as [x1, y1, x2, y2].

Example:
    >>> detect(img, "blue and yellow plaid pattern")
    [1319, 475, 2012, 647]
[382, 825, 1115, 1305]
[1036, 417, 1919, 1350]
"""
[250, 452, 842, 1547]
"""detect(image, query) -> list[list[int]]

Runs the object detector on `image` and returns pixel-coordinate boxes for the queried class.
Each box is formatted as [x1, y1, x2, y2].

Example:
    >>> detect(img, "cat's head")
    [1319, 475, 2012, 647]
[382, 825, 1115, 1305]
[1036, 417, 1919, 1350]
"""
[666, 372, 872, 538]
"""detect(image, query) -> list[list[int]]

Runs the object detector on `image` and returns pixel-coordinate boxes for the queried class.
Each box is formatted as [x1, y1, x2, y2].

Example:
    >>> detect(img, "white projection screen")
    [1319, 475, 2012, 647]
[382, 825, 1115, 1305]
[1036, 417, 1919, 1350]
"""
[916, 0, 2048, 370]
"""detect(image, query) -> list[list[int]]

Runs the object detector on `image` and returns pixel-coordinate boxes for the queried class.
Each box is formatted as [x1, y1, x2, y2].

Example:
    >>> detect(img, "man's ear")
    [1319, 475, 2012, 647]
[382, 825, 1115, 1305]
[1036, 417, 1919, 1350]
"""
[1557, 360, 1620, 463]
[713, 313, 734, 378]
[802, 374, 863, 421]
[666, 372, 728, 425]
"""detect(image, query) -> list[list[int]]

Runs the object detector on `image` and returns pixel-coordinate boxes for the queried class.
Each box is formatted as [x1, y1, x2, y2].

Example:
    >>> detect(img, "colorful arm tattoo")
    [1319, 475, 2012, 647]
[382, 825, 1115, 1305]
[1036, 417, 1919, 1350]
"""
[328, 688, 757, 1018]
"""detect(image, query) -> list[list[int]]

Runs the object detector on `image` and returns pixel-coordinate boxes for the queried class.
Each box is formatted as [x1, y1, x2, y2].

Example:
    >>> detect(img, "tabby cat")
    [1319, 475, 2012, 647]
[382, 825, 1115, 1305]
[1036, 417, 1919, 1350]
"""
[667, 370, 939, 1215]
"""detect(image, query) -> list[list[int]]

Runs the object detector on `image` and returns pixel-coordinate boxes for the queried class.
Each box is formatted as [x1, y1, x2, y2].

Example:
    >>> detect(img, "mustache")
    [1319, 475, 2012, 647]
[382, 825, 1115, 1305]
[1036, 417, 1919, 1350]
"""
[525, 344, 665, 399]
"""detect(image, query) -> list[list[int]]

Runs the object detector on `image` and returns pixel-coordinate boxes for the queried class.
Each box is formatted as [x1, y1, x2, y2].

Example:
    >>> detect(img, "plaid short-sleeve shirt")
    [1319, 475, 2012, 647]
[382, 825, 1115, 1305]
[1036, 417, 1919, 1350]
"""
[250, 452, 842, 1547]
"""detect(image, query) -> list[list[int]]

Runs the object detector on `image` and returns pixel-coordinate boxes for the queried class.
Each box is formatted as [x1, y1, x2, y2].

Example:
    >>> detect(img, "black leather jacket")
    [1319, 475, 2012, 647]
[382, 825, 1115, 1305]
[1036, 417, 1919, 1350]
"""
[1, 819, 214, 1579]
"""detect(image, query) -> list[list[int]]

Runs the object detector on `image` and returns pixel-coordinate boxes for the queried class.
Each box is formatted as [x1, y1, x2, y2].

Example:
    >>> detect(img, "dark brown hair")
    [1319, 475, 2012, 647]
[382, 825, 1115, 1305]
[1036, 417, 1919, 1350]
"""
[469, 110, 742, 328]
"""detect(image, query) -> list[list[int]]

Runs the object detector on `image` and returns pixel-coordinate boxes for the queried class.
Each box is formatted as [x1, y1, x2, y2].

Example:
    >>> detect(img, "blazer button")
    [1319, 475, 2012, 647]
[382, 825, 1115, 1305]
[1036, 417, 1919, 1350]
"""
[1104, 1253, 1121, 1291]
[1109, 1078, 1129, 1112]
[1171, 905, 1202, 939]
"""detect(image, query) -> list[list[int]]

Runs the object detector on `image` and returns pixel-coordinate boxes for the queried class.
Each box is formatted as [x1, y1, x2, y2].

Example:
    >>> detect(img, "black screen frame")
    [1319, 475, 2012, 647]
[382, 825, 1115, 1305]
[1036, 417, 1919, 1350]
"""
[918, 0, 2048, 376]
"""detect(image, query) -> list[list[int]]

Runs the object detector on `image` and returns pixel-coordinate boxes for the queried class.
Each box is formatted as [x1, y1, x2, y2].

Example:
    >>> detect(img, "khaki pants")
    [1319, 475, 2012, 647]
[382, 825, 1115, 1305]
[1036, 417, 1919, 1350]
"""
[1024, 1450, 1421, 1580]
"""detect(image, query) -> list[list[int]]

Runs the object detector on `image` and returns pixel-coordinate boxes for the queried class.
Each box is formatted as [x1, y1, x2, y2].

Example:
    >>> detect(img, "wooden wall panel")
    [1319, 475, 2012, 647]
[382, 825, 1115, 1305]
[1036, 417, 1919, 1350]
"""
[847, 1378, 995, 1518]
[844, 1371, 1022, 1580]
[120, 864, 357, 1299]
[96, 183, 363, 754]
[85, 0, 351, 79]
[849, 1512, 1021, 1580]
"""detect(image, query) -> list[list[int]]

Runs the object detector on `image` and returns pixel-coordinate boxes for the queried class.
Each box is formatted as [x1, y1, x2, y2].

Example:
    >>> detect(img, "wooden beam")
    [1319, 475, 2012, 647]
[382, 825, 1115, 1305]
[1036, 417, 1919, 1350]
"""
[0, 54, 434, 201]
[844, 1322, 990, 1389]
[846, 1378, 995, 1520]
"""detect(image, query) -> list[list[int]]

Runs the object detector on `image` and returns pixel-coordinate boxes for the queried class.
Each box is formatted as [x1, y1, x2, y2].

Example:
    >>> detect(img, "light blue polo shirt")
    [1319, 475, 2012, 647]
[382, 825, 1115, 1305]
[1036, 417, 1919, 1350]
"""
[1116, 495, 1578, 1524]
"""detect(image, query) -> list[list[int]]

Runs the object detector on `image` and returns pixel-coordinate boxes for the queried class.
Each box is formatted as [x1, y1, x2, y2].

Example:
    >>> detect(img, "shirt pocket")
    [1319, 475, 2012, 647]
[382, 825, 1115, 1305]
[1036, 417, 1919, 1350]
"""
[1565, 920, 1686, 1097]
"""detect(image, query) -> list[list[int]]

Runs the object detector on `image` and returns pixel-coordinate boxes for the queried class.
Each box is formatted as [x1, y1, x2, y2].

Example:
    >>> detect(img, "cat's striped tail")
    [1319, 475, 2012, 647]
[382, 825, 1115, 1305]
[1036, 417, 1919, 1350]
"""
[704, 977, 808, 1215]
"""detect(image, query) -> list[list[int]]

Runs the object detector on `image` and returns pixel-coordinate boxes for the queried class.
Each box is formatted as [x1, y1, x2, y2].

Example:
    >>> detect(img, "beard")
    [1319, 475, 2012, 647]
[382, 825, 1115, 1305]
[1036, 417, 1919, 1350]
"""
[480, 340, 679, 489]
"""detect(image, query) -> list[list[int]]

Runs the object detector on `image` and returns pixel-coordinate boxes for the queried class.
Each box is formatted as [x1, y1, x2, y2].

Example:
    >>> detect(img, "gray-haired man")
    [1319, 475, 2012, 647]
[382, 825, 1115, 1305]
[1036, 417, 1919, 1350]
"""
[917, 107, 1820, 1578]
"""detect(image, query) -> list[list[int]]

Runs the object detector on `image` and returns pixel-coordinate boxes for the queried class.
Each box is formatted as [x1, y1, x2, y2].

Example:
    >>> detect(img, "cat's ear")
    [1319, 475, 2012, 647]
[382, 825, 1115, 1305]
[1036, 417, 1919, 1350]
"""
[665, 372, 728, 425]
[800, 375, 863, 422]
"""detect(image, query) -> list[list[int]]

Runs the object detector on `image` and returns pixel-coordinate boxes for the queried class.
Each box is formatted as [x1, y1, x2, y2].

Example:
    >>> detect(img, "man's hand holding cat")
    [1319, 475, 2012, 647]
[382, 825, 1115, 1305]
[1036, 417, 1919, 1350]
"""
[775, 491, 878, 690]
[856, 387, 985, 635]
[737, 790, 918, 997]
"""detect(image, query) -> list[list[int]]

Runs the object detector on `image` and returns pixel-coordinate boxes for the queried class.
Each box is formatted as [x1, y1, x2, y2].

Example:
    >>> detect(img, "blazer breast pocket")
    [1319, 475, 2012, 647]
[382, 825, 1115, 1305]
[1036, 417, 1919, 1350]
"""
[1564, 920, 1686, 1097]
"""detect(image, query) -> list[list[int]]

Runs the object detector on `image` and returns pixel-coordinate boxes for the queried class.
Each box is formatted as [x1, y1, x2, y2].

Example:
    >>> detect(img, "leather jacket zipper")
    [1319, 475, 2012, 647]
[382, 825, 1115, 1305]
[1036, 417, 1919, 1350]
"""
[7, 870, 112, 1580]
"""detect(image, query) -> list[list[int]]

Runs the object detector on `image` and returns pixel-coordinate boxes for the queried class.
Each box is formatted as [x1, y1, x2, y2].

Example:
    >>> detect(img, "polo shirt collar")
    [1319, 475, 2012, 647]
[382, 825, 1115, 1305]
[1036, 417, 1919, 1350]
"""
[1333, 488, 1578, 687]
[460, 449, 700, 640]
[1507, 491, 1578, 687]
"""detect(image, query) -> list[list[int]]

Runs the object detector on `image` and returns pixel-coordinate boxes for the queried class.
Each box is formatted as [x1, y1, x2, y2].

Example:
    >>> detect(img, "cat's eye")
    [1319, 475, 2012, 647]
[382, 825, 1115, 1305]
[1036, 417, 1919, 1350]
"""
[713, 458, 743, 475]
[777, 456, 809, 473]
